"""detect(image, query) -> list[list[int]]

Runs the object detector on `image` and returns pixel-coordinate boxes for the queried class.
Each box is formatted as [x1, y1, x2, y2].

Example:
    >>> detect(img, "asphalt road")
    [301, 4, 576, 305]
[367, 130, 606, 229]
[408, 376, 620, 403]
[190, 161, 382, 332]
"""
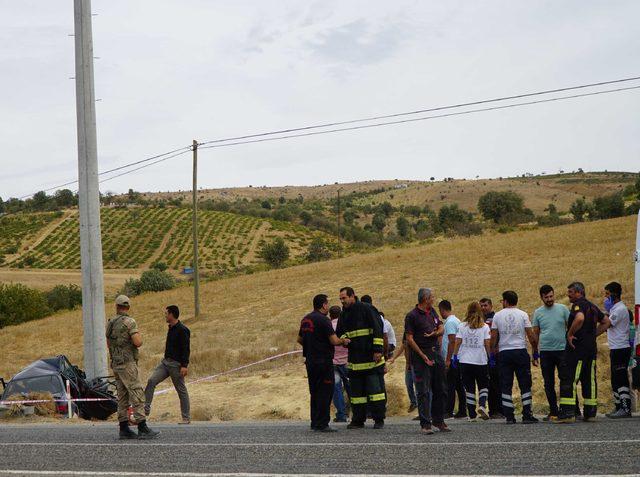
[0, 416, 638, 476]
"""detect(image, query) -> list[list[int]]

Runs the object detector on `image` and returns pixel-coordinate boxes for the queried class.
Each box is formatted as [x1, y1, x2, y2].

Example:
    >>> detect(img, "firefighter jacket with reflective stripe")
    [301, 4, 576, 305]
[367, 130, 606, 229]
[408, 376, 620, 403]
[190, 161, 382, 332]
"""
[336, 301, 384, 371]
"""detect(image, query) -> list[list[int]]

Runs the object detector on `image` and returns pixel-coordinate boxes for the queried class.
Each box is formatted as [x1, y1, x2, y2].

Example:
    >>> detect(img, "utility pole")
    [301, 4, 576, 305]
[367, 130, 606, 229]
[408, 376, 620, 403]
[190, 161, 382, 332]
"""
[74, 0, 107, 380]
[337, 188, 342, 257]
[192, 140, 200, 318]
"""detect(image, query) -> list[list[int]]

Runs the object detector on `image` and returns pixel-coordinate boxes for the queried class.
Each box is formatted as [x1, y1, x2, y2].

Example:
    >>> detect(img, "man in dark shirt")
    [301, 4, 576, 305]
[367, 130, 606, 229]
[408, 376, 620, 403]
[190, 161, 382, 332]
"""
[480, 297, 503, 419]
[556, 282, 607, 423]
[298, 294, 350, 432]
[144, 305, 191, 424]
[405, 287, 449, 434]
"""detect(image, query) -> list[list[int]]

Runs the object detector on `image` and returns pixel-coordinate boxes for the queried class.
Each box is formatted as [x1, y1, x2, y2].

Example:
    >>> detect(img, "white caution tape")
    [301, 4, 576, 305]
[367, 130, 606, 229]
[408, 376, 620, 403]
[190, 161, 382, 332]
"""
[0, 350, 303, 404]
[153, 349, 303, 396]
[0, 397, 113, 406]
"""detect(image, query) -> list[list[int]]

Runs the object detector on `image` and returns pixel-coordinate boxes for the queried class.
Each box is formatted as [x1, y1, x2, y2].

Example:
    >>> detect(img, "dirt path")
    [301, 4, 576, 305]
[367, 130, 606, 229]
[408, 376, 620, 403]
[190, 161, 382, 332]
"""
[142, 227, 174, 269]
[244, 221, 270, 264]
[4, 210, 76, 265]
[0, 268, 139, 293]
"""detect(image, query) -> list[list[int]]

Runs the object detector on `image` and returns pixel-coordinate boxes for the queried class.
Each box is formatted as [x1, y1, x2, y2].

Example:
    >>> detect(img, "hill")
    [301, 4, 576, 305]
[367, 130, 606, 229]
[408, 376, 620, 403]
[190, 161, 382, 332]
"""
[2, 207, 333, 271]
[0, 214, 636, 422]
[137, 171, 638, 214]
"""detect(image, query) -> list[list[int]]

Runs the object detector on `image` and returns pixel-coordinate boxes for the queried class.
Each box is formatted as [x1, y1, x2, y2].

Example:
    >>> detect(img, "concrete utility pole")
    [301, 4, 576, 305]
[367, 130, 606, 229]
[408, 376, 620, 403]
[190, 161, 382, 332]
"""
[74, 0, 108, 380]
[192, 140, 200, 318]
[337, 188, 342, 257]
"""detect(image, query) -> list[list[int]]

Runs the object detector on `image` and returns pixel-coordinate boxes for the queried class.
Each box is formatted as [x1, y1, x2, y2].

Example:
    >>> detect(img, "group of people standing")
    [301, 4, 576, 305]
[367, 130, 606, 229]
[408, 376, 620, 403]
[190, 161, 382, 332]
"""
[298, 281, 637, 433]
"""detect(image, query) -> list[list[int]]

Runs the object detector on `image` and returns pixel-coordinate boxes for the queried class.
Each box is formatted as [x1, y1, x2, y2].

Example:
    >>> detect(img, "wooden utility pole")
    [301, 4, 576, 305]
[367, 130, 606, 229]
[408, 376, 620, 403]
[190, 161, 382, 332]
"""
[192, 140, 200, 318]
[74, 0, 108, 380]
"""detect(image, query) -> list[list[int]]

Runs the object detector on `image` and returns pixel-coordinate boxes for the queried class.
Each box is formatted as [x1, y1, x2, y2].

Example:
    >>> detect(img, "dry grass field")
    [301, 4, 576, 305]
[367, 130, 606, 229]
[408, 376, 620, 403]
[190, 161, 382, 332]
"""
[0, 215, 636, 422]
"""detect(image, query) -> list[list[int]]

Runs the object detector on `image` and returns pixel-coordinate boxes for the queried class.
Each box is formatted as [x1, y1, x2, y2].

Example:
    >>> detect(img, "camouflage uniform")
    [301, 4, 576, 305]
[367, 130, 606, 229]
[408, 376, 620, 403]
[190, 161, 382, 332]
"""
[106, 312, 146, 423]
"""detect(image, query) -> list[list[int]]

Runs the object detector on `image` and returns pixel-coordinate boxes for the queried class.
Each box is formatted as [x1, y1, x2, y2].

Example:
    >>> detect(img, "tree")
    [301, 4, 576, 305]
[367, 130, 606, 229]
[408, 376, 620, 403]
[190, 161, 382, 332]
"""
[343, 209, 357, 225]
[371, 213, 387, 232]
[31, 191, 50, 211]
[396, 216, 410, 238]
[438, 204, 472, 232]
[260, 200, 272, 210]
[593, 193, 625, 219]
[299, 210, 312, 226]
[259, 238, 290, 267]
[569, 198, 591, 222]
[477, 191, 526, 223]
[0, 197, 4, 214]
[305, 238, 331, 262]
[54, 189, 76, 207]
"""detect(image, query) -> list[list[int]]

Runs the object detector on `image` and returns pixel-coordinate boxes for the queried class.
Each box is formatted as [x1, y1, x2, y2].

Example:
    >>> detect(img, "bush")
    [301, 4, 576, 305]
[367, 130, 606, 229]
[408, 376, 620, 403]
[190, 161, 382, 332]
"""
[259, 238, 290, 268]
[0, 283, 51, 328]
[371, 213, 387, 232]
[46, 284, 82, 312]
[121, 277, 144, 297]
[569, 198, 592, 222]
[592, 193, 625, 219]
[625, 201, 640, 215]
[396, 216, 411, 238]
[478, 191, 528, 224]
[305, 238, 331, 262]
[139, 269, 176, 293]
[150, 261, 168, 272]
[438, 204, 472, 232]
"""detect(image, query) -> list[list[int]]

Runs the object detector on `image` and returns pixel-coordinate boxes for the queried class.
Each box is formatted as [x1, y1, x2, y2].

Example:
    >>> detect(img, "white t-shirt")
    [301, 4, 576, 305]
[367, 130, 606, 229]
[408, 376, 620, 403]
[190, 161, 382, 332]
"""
[491, 308, 531, 351]
[382, 317, 397, 347]
[607, 301, 630, 350]
[456, 323, 490, 365]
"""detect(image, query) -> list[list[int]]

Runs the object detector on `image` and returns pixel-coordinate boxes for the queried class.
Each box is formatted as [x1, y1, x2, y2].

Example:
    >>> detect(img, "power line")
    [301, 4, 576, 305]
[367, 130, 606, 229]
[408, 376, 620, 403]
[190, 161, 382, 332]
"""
[97, 84, 640, 183]
[198, 75, 640, 146]
[199, 85, 640, 151]
[14, 77, 640, 199]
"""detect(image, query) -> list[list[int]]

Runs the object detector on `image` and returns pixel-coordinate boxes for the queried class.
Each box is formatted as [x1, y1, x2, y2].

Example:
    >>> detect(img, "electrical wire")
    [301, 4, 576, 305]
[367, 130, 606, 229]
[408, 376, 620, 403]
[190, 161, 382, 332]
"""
[198, 75, 640, 146]
[199, 85, 640, 151]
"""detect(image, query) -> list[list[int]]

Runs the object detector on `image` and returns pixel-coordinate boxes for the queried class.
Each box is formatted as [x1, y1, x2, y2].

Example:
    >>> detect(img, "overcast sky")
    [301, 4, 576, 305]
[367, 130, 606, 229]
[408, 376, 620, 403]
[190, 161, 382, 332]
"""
[1, 0, 639, 199]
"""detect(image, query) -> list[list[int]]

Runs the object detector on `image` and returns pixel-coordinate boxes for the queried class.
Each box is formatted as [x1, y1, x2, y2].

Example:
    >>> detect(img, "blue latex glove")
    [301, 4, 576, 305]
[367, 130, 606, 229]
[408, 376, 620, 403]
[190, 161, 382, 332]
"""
[630, 339, 635, 349]
[604, 296, 614, 313]
[488, 353, 497, 368]
[533, 352, 540, 361]
[451, 355, 459, 369]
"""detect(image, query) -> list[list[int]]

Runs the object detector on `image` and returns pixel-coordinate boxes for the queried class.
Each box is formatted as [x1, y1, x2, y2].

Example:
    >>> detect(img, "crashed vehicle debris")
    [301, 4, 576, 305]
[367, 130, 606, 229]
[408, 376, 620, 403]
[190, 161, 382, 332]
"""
[1, 355, 117, 420]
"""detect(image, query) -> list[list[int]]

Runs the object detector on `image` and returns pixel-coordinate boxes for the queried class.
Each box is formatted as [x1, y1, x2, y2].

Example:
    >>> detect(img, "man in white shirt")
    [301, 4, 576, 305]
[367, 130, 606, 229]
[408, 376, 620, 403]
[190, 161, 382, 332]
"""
[490, 290, 539, 424]
[600, 282, 632, 418]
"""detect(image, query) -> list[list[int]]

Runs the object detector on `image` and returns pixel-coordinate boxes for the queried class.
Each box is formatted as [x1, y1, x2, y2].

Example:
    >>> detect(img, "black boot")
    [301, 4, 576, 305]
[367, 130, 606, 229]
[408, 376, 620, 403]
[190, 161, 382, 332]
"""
[119, 421, 138, 440]
[137, 420, 160, 440]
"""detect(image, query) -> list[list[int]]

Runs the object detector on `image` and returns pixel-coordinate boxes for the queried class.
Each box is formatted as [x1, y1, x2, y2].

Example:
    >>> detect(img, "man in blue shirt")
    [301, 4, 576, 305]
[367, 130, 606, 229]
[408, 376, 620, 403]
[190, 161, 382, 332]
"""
[531, 285, 569, 421]
[440, 300, 466, 419]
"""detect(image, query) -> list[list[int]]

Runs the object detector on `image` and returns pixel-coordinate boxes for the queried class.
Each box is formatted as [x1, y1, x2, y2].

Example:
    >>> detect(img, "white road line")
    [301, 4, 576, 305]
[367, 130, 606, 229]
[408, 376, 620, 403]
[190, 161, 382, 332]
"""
[0, 439, 639, 447]
[1, 473, 639, 477]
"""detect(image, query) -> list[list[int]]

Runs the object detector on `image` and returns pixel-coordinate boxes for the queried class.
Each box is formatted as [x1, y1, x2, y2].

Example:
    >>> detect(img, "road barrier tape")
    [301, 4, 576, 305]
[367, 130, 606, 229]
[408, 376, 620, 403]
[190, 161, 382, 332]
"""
[153, 349, 303, 396]
[1, 350, 303, 404]
[0, 397, 113, 406]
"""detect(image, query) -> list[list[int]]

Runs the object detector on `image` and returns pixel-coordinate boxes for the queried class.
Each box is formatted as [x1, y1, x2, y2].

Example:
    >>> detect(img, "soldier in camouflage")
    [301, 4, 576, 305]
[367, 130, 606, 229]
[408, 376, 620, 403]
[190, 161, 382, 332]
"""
[107, 295, 159, 440]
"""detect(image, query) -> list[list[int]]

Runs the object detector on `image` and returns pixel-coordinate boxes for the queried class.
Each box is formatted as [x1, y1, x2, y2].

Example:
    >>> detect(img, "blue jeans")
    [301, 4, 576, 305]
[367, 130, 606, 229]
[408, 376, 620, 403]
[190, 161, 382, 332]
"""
[405, 368, 418, 406]
[332, 364, 350, 420]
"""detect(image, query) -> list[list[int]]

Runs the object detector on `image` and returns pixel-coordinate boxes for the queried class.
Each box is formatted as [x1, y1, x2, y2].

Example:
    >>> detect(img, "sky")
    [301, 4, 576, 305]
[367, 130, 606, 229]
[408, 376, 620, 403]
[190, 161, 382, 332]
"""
[1, 0, 639, 199]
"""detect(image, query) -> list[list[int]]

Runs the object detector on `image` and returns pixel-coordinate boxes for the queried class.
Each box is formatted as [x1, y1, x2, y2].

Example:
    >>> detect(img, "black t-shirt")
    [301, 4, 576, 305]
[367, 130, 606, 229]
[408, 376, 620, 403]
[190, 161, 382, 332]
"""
[404, 306, 442, 354]
[567, 297, 604, 357]
[484, 311, 495, 327]
[299, 310, 335, 364]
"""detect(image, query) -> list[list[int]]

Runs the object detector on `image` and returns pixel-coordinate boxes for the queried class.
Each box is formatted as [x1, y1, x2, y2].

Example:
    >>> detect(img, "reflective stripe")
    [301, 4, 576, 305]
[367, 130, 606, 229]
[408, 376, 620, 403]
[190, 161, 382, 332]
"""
[347, 358, 386, 371]
[619, 393, 631, 399]
[368, 393, 386, 402]
[589, 361, 596, 404]
[502, 401, 514, 408]
[522, 399, 532, 406]
[501, 394, 512, 401]
[521, 392, 532, 399]
[584, 398, 598, 406]
[619, 386, 630, 392]
[559, 397, 575, 405]
[465, 392, 475, 398]
[372, 338, 384, 346]
[479, 389, 488, 397]
[344, 328, 373, 338]
[572, 360, 583, 403]
[466, 399, 475, 405]
[350, 397, 367, 404]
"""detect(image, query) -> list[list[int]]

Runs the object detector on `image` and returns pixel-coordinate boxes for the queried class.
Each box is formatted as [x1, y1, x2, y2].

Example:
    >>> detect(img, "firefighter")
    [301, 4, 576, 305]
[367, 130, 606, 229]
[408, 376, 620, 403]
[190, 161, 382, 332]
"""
[336, 287, 386, 429]
[556, 282, 609, 423]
